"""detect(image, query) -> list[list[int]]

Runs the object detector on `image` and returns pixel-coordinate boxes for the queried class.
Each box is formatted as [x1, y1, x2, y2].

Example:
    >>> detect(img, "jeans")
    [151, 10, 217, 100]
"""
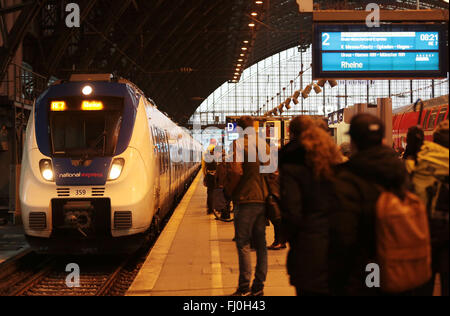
[234, 203, 268, 292]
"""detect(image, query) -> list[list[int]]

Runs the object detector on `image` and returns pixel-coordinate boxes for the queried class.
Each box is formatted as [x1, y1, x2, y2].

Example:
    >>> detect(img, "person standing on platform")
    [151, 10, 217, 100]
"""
[332, 114, 417, 296]
[215, 146, 232, 221]
[279, 116, 342, 296]
[403, 126, 425, 163]
[227, 116, 269, 297]
[408, 120, 449, 296]
[266, 171, 287, 250]
[202, 139, 217, 215]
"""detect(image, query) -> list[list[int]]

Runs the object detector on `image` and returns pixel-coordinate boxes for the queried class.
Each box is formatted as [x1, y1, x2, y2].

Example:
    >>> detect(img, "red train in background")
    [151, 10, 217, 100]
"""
[393, 95, 449, 151]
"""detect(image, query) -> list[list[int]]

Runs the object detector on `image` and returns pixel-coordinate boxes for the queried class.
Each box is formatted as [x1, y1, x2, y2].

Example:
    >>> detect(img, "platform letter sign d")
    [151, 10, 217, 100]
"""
[365, 263, 380, 288]
[66, 3, 80, 28]
[366, 3, 380, 28]
[66, 263, 80, 288]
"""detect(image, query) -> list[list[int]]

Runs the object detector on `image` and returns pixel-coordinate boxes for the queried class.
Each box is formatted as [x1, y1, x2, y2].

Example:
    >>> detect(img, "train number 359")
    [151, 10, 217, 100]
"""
[75, 189, 87, 196]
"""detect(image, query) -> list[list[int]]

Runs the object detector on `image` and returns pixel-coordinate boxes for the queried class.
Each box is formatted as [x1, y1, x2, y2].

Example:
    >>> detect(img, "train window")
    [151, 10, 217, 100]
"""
[427, 109, 439, 130]
[152, 127, 158, 154]
[437, 106, 448, 125]
[155, 128, 160, 152]
[160, 130, 166, 173]
[422, 111, 431, 129]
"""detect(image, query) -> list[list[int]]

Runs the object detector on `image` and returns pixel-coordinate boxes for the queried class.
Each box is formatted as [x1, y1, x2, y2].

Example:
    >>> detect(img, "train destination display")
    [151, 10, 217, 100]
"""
[313, 24, 448, 79]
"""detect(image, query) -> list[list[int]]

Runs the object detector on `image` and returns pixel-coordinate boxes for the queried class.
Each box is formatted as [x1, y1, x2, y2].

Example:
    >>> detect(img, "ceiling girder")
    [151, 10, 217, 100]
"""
[45, 0, 99, 76]
[79, 0, 133, 69]
[0, 0, 48, 82]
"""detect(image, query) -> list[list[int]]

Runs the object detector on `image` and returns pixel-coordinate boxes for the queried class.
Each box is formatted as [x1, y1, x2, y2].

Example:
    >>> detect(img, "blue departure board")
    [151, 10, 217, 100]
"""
[313, 24, 448, 79]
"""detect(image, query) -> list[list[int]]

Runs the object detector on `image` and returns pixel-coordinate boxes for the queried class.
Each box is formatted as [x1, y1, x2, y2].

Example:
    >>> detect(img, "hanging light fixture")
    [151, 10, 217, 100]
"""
[302, 84, 312, 99]
[328, 79, 338, 88]
[313, 84, 322, 94]
[285, 98, 292, 110]
[317, 79, 327, 87]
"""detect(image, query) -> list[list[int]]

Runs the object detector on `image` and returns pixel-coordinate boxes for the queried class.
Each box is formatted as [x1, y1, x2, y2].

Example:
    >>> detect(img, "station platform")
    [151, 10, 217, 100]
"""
[0, 224, 29, 264]
[127, 172, 295, 296]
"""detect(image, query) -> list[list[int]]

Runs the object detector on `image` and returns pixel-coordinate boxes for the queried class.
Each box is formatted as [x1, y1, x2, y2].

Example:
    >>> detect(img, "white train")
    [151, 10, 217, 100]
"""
[19, 74, 202, 254]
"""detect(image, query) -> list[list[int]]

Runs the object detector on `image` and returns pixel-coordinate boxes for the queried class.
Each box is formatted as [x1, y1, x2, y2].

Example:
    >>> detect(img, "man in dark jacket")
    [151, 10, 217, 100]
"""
[227, 116, 269, 296]
[331, 114, 409, 296]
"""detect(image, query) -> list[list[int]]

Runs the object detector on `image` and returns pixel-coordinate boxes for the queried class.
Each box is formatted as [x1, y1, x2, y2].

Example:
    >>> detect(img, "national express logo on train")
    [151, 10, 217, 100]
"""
[58, 173, 104, 179]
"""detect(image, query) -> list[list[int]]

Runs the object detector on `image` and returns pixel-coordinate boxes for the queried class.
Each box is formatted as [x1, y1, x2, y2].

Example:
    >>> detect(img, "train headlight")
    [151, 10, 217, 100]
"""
[39, 159, 54, 182]
[108, 158, 125, 181]
[82, 85, 93, 96]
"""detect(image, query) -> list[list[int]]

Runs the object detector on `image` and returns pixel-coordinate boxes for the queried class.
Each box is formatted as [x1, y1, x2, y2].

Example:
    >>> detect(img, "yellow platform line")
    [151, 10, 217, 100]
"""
[210, 215, 224, 296]
[126, 172, 201, 296]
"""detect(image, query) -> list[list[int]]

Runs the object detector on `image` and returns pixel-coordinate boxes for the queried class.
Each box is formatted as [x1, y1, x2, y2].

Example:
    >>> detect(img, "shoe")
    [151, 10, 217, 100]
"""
[207, 209, 213, 215]
[250, 289, 264, 296]
[267, 242, 287, 250]
[230, 289, 251, 296]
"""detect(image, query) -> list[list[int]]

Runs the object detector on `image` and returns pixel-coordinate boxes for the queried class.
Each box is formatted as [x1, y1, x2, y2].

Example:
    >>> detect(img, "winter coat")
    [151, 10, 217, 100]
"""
[228, 136, 270, 205]
[279, 141, 335, 294]
[331, 145, 409, 296]
[408, 141, 449, 244]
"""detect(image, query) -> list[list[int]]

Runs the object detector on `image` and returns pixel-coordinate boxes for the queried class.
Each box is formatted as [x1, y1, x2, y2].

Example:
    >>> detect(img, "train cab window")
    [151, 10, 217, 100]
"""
[427, 109, 439, 130]
[437, 106, 448, 125]
[50, 98, 123, 158]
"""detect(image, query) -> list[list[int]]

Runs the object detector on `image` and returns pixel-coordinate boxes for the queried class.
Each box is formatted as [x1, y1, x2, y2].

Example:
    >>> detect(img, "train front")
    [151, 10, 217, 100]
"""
[20, 79, 149, 254]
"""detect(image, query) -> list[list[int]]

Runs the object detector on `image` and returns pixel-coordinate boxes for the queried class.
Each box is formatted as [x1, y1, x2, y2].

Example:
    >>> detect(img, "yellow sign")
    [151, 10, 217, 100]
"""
[82, 101, 104, 111]
[51, 101, 67, 111]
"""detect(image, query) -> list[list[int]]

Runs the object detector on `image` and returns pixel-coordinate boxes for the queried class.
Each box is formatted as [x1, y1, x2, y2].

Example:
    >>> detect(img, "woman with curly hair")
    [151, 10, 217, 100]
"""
[279, 116, 343, 296]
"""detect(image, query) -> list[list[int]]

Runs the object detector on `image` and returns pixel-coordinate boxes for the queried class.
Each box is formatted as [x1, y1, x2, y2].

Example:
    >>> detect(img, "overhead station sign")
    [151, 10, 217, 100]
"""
[313, 24, 448, 79]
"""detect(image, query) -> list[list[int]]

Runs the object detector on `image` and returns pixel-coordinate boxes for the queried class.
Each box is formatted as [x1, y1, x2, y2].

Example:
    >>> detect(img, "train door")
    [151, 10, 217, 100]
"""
[151, 126, 161, 213]
[436, 105, 448, 126]
[159, 129, 170, 216]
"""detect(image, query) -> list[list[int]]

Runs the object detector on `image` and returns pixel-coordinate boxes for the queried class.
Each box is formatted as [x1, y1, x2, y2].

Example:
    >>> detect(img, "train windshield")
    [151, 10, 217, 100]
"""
[49, 97, 124, 158]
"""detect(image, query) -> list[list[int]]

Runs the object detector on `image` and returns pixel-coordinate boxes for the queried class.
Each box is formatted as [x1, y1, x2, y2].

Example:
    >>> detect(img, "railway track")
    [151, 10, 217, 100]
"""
[0, 242, 153, 296]
[0, 197, 181, 296]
